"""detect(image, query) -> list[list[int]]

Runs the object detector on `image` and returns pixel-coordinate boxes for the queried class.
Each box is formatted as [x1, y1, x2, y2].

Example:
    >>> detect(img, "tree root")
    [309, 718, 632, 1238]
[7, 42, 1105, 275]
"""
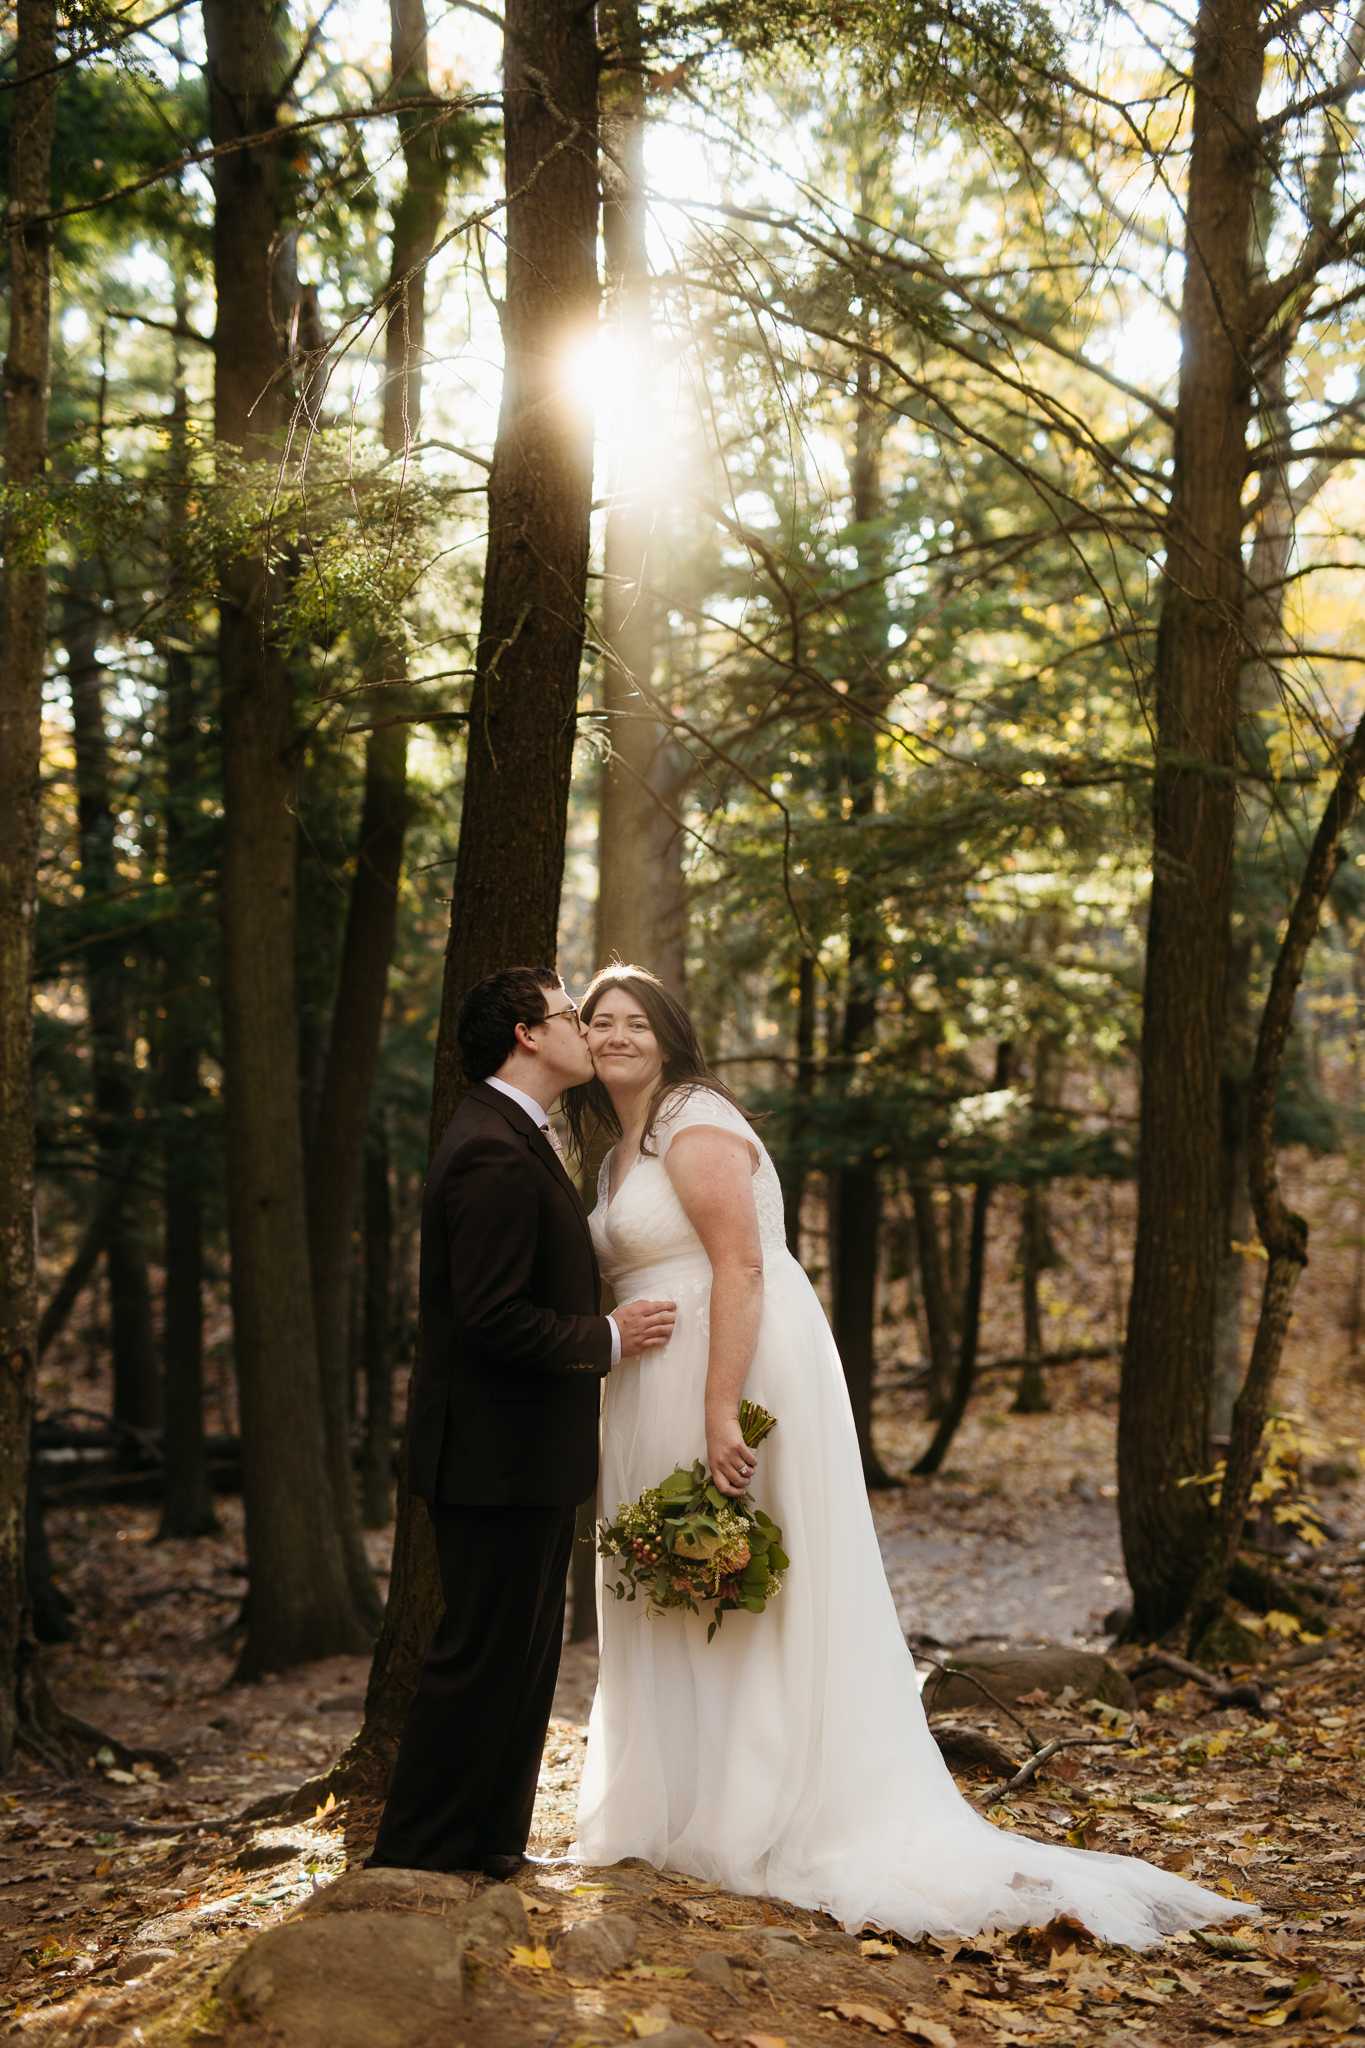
[9, 1636, 178, 1781]
[1128, 1649, 1270, 1718]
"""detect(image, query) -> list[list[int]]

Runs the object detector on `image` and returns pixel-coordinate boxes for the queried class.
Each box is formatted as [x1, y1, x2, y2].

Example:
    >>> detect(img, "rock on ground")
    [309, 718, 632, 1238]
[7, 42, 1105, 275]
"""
[216, 1911, 469, 2048]
[921, 1646, 1136, 1715]
[214, 1869, 530, 2047]
[554, 1910, 638, 1977]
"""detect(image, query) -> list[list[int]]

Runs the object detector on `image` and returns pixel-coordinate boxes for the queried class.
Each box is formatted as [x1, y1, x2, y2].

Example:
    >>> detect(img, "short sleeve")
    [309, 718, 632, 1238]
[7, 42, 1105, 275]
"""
[654, 1088, 760, 1171]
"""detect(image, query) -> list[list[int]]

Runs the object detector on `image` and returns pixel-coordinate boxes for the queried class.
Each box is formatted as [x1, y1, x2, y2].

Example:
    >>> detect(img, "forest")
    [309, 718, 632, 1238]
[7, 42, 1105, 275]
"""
[0, 0, 1363, 2033]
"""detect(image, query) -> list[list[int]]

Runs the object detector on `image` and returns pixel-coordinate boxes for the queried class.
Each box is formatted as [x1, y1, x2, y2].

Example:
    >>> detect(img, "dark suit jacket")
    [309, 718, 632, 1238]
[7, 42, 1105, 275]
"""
[407, 1081, 613, 1506]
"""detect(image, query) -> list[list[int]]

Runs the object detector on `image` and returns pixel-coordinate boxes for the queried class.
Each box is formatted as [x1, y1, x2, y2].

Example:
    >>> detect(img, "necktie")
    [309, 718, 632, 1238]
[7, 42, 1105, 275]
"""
[540, 1121, 568, 1166]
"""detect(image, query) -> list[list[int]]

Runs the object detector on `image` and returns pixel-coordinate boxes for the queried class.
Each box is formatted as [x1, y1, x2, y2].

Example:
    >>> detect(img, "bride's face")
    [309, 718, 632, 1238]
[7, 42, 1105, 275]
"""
[586, 989, 665, 1102]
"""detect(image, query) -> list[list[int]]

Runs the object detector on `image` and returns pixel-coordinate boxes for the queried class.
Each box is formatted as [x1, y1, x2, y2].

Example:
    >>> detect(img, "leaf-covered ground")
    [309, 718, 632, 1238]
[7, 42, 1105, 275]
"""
[4, 1481, 1364, 2045]
[8, 1142, 1363, 2042]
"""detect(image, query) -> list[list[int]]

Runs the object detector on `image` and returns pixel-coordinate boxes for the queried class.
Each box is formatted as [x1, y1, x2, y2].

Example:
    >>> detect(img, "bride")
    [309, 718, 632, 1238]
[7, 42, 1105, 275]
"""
[565, 964, 1247, 1948]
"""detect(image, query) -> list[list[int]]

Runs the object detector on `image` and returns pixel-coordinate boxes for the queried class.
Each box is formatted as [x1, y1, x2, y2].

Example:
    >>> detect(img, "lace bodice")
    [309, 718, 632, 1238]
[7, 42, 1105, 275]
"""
[590, 1087, 788, 1285]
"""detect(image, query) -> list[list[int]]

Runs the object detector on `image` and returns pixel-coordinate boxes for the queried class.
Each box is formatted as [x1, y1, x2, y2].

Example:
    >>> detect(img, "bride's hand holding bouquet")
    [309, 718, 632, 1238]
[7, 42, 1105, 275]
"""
[597, 1400, 788, 1641]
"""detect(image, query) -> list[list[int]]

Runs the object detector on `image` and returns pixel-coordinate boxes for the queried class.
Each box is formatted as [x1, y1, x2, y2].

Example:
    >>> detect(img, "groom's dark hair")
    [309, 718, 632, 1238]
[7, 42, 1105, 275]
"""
[457, 966, 561, 1083]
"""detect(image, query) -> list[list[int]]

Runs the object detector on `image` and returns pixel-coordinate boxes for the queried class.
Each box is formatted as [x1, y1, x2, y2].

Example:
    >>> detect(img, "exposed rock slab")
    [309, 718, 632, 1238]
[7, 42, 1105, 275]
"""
[216, 1911, 468, 2048]
[217, 1873, 530, 2046]
[921, 1647, 1136, 1716]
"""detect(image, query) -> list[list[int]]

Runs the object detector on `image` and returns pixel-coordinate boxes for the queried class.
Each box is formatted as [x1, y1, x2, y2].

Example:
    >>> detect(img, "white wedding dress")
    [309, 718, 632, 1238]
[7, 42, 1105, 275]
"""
[576, 1088, 1247, 1947]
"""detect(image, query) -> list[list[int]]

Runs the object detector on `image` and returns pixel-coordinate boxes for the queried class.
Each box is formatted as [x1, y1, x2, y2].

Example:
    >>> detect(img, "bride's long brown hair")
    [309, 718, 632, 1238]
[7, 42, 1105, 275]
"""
[561, 965, 751, 1163]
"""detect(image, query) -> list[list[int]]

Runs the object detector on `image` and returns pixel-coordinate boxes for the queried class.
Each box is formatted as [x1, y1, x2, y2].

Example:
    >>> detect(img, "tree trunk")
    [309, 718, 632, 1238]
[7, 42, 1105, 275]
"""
[306, 0, 450, 1629]
[429, 0, 599, 1132]
[780, 954, 816, 1260]
[1212, 358, 1333, 1440]
[158, 304, 217, 1540]
[594, 0, 686, 995]
[913, 1178, 994, 1477]
[1013, 1184, 1050, 1415]
[64, 585, 162, 1433]
[913, 1044, 1011, 1477]
[0, 0, 77, 1766]
[1118, 0, 1261, 1640]
[316, 0, 601, 1797]
[910, 1182, 956, 1418]
[360, 1119, 395, 1530]
[206, 0, 370, 1675]
[827, 319, 896, 1487]
[1186, 704, 1365, 1647]
[1014, 1032, 1063, 1416]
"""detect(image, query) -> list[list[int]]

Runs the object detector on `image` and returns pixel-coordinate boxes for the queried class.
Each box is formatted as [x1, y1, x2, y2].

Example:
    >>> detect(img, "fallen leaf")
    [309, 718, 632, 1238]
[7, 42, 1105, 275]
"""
[628, 2004, 676, 2038]
[901, 2014, 956, 2048]
[860, 1939, 898, 1957]
[828, 2001, 901, 2033]
[104, 1769, 137, 1786]
[509, 1945, 552, 1970]
[1121, 1982, 1171, 2006]
[1311, 1986, 1360, 2030]
[1192, 1928, 1258, 1957]
[739, 2036, 787, 2048]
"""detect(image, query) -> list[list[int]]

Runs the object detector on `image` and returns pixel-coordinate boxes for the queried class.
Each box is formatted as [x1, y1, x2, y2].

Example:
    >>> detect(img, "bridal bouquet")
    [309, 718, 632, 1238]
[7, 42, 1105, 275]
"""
[597, 1401, 788, 1641]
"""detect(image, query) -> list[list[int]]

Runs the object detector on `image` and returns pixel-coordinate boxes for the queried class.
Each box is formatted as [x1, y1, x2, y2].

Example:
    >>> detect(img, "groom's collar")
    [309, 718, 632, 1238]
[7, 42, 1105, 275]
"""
[484, 1074, 554, 1129]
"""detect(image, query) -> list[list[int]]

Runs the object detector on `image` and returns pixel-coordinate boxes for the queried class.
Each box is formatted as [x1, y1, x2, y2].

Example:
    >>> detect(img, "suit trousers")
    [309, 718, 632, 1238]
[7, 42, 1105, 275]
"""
[369, 1499, 577, 1871]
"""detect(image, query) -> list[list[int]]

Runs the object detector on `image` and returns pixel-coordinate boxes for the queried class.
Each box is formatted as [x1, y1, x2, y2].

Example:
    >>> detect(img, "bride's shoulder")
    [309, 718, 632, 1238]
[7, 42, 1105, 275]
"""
[655, 1082, 746, 1127]
[653, 1084, 759, 1160]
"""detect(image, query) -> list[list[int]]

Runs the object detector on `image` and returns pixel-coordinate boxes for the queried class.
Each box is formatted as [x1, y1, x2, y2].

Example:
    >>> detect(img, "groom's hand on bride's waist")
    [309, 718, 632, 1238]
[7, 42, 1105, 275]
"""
[612, 1297, 678, 1358]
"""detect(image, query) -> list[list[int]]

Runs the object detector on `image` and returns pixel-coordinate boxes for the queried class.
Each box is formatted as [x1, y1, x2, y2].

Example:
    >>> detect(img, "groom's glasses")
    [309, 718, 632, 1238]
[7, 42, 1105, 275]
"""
[530, 999, 581, 1031]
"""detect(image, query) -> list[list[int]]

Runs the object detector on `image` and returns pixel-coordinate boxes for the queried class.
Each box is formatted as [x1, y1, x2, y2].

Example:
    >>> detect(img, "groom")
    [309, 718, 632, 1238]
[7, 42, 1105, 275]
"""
[368, 966, 676, 1876]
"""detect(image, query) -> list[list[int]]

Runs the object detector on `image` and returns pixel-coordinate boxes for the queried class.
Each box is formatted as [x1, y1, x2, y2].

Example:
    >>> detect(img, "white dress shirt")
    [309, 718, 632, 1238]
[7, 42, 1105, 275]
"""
[485, 1074, 620, 1365]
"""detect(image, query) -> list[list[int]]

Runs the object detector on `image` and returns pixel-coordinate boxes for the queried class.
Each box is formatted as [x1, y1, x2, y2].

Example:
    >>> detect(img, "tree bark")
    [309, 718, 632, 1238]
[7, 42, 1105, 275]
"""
[594, 0, 686, 995]
[306, 0, 450, 1636]
[64, 584, 162, 1433]
[1211, 354, 1335, 1439]
[316, 0, 602, 1797]
[1186, 704, 1365, 1646]
[913, 1177, 994, 1477]
[1118, 0, 1261, 1640]
[205, 0, 370, 1675]
[910, 1181, 956, 1418]
[0, 0, 58, 1765]
[913, 1044, 1011, 1477]
[1013, 1184, 1050, 1415]
[780, 953, 816, 1260]
[829, 342, 895, 1489]
[360, 1119, 395, 1531]
[429, 0, 599, 1134]
[1014, 1033, 1063, 1416]
[158, 303, 217, 1540]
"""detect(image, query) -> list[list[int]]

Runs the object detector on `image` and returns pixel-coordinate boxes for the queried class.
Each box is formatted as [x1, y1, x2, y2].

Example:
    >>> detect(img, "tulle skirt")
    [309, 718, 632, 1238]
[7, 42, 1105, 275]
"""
[576, 1245, 1249, 1948]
